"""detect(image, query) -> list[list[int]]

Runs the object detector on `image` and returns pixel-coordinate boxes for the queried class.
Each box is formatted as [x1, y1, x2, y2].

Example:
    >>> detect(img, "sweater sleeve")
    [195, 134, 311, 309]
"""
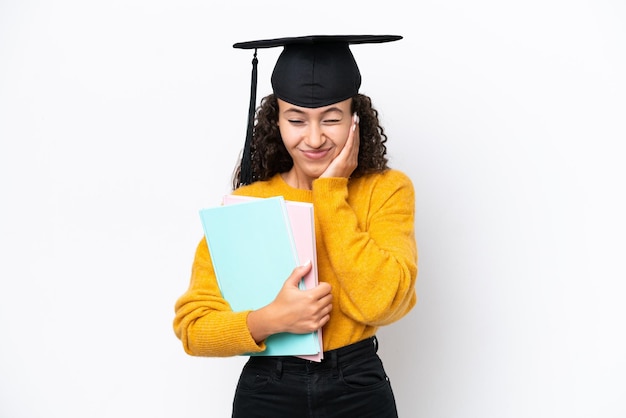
[312, 170, 418, 326]
[172, 238, 266, 357]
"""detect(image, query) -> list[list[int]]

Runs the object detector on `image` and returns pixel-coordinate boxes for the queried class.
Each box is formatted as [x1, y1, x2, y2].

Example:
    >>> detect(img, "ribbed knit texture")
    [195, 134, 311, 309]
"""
[173, 170, 418, 356]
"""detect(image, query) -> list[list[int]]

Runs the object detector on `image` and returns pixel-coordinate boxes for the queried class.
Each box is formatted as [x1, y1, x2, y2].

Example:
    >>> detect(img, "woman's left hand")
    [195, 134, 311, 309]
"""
[320, 113, 360, 179]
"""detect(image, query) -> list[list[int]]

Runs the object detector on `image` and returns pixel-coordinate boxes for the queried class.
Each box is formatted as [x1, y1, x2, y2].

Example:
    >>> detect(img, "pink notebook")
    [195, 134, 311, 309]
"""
[222, 194, 324, 362]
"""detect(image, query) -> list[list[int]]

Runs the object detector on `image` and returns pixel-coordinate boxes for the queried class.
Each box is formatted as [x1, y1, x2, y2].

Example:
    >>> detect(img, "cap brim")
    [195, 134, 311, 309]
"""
[233, 34, 402, 49]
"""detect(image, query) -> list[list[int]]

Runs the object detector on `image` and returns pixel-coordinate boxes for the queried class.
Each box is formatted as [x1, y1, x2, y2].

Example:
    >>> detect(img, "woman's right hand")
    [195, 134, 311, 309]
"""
[247, 262, 333, 344]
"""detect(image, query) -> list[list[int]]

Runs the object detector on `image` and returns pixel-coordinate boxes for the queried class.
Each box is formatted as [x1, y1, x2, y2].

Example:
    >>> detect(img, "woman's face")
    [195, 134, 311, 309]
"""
[277, 97, 353, 189]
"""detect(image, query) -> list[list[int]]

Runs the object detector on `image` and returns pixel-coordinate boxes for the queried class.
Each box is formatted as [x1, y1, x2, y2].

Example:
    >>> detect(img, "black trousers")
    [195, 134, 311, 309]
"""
[232, 336, 398, 418]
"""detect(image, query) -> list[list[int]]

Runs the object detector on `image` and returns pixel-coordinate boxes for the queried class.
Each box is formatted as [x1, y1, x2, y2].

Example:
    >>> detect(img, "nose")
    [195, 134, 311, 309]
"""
[304, 123, 326, 149]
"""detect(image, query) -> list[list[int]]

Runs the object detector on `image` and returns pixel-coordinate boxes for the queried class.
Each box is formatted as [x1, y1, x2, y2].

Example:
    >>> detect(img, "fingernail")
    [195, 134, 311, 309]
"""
[303, 260, 311, 266]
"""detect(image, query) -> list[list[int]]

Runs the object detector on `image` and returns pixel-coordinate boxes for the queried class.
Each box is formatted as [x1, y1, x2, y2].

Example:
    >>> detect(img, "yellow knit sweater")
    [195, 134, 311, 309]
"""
[173, 170, 417, 357]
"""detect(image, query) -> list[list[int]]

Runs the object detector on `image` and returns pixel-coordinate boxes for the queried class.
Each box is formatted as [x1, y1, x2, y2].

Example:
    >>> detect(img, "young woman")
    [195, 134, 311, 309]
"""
[174, 35, 418, 418]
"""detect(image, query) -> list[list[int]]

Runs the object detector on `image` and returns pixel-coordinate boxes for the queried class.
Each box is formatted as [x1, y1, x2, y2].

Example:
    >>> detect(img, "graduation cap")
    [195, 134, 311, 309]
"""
[233, 34, 403, 185]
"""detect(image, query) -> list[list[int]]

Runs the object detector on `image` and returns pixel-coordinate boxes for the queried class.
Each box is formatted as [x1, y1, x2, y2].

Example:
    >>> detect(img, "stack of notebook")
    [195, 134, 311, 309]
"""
[199, 195, 323, 362]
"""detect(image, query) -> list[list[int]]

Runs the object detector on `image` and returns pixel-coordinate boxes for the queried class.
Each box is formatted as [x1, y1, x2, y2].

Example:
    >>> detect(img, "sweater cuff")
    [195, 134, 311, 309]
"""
[199, 310, 265, 355]
[239, 311, 267, 353]
[311, 177, 349, 196]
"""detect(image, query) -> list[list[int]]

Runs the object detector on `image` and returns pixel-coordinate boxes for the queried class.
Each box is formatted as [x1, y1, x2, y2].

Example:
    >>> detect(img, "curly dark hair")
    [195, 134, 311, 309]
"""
[232, 93, 389, 190]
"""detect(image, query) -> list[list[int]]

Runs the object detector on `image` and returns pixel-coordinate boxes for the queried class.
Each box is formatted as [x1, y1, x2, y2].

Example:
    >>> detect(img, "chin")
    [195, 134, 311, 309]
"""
[307, 167, 329, 180]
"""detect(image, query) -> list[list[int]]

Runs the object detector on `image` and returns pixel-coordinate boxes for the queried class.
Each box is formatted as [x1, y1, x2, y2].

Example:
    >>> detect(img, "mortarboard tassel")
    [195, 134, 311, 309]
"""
[239, 49, 258, 186]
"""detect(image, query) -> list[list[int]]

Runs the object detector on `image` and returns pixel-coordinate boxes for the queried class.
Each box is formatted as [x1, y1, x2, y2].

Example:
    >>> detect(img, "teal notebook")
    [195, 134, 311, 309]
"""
[199, 196, 320, 357]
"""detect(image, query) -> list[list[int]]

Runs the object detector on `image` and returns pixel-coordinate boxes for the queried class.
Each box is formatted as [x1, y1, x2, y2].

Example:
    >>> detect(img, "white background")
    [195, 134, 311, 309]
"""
[1, 1, 625, 417]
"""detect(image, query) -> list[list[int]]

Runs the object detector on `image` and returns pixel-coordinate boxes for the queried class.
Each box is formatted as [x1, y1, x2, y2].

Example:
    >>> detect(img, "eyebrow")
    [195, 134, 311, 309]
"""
[283, 106, 345, 115]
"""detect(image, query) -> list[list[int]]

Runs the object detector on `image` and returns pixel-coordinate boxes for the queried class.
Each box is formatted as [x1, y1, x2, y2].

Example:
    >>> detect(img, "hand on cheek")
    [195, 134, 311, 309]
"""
[320, 113, 360, 179]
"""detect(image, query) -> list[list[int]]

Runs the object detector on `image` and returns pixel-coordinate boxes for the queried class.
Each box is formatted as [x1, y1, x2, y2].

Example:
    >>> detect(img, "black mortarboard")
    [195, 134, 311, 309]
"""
[233, 35, 403, 185]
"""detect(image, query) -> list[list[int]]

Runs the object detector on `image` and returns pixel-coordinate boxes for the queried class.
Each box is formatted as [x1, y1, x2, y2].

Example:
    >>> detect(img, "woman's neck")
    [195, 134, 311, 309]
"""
[281, 169, 313, 190]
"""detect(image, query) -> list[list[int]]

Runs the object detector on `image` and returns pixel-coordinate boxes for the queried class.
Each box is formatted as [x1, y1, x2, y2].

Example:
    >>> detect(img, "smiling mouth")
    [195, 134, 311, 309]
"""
[300, 149, 331, 160]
